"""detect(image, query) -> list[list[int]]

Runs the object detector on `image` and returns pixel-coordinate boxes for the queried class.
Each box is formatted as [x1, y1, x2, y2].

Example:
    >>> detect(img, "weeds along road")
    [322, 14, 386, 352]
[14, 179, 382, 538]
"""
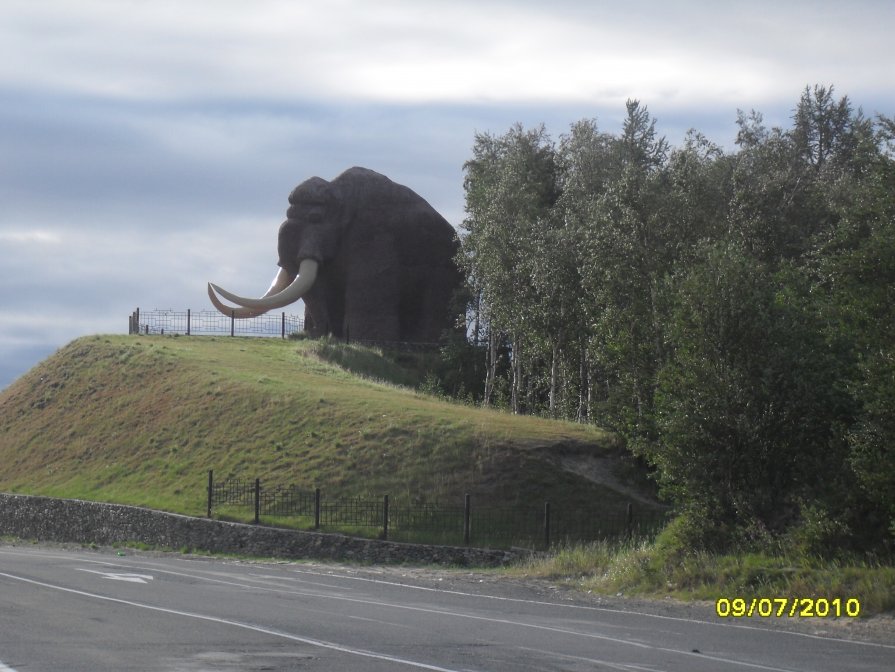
[0, 543, 891, 672]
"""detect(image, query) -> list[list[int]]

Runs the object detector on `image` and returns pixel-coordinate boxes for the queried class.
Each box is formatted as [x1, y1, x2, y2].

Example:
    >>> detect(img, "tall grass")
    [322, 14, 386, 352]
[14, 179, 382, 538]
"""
[512, 534, 895, 617]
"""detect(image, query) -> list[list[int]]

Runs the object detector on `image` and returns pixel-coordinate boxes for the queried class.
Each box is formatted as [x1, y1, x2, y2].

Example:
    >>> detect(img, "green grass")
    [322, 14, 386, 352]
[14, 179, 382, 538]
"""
[0, 334, 653, 525]
[510, 536, 895, 617]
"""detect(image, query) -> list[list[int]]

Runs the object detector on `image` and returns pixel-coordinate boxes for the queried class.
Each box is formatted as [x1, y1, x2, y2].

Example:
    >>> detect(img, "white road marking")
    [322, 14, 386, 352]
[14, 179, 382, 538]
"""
[0, 572, 466, 672]
[3, 548, 890, 651]
[288, 567, 895, 650]
[3, 546, 892, 667]
[247, 572, 347, 590]
[63, 563, 804, 671]
[518, 647, 666, 671]
[76, 569, 154, 583]
[0, 662, 20, 672]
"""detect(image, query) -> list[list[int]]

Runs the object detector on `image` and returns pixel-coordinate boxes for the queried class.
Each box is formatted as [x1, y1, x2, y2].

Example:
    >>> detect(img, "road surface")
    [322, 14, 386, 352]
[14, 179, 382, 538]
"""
[0, 543, 891, 671]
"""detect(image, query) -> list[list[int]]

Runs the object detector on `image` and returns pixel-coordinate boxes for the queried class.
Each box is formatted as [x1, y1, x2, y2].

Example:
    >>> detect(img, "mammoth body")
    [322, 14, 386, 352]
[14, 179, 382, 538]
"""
[210, 167, 461, 343]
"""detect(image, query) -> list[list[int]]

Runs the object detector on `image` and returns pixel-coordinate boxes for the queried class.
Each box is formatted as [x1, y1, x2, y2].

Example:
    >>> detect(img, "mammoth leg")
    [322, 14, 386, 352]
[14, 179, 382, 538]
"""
[402, 260, 459, 343]
[343, 233, 400, 342]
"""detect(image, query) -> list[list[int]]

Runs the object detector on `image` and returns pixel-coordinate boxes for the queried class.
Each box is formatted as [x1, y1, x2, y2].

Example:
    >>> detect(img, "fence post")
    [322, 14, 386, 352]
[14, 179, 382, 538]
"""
[464, 494, 471, 546]
[625, 502, 633, 537]
[231, 310, 235, 337]
[281, 312, 286, 339]
[187, 308, 191, 336]
[544, 501, 551, 550]
[314, 488, 321, 529]
[206, 470, 214, 518]
[382, 494, 389, 540]
[254, 478, 261, 524]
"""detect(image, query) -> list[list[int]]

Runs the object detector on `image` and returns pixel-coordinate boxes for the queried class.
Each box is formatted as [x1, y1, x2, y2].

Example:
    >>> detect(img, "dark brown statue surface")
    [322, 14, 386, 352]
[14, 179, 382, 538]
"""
[209, 167, 461, 343]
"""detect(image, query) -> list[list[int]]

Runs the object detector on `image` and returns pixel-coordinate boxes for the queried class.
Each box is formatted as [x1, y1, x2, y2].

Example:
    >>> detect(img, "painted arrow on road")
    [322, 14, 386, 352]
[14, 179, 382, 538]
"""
[77, 569, 154, 584]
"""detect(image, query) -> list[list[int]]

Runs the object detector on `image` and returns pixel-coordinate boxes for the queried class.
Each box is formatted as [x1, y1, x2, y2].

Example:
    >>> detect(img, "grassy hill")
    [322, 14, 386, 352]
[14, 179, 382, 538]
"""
[0, 335, 662, 522]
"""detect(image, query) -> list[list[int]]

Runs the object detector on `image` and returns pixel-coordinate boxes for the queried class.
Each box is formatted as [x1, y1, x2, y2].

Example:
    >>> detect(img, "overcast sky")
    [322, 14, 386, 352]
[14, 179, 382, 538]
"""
[1, 0, 893, 390]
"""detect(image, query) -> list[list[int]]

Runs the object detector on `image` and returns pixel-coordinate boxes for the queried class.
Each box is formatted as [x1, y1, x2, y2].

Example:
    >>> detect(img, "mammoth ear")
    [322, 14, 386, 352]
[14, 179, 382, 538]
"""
[326, 194, 351, 232]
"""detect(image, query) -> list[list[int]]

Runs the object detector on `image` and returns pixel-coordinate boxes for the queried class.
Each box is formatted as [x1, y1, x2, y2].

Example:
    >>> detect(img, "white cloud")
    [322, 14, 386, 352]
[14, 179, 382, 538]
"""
[2, 1, 891, 108]
[0, 230, 62, 245]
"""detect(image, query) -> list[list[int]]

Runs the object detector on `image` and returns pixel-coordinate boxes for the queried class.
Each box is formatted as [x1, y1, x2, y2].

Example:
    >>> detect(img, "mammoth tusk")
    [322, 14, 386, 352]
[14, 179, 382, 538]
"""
[208, 259, 319, 313]
[207, 284, 268, 318]
[208, 266, 296, 318]
[262, 265, 297, 297]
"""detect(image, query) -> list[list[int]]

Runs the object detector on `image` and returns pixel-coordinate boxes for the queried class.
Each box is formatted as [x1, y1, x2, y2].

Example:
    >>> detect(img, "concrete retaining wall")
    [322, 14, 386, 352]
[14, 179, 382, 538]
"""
[0, 493, 520, 567]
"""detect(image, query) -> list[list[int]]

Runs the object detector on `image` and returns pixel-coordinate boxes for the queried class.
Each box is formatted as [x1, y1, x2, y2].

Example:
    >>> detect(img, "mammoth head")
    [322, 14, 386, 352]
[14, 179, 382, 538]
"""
[207, 175, 343, 318]
[277, 177, 344, 274]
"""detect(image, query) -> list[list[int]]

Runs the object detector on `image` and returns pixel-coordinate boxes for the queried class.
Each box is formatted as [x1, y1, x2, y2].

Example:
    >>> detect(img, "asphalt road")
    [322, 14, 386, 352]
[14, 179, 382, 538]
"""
[0, 543, 891, 671]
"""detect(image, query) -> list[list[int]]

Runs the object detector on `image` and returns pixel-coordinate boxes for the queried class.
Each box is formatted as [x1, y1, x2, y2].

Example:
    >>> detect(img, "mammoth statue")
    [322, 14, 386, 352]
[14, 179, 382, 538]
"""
[208, 167, 462, 343]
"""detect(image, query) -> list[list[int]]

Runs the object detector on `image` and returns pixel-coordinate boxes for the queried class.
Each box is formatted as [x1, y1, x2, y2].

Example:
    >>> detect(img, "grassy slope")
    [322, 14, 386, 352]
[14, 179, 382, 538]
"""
[5, 335, 890, 617]
[0, 335, 659, 519]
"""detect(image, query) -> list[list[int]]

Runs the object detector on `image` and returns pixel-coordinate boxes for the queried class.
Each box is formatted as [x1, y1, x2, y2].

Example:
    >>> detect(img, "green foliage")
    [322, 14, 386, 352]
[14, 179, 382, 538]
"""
[647, 242, 856, 543]
[452, 85, 895, 555]
[651, 507, 736, 557]
[785, 502, 852, 559]
[460, 123, 567, 411]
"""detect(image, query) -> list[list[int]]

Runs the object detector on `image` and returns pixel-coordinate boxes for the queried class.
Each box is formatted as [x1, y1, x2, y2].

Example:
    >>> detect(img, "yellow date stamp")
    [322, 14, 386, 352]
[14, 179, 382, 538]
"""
[715, 597, 860, 618]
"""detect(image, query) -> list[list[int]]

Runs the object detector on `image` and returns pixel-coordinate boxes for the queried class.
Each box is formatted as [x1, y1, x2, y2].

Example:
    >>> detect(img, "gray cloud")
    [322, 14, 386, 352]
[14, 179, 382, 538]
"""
[3, 1, 891, 106]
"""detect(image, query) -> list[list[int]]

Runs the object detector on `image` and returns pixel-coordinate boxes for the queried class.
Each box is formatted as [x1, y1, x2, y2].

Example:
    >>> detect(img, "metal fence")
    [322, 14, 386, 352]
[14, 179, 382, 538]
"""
[129, 308, 304, 338]
[206, 471, 669, 549]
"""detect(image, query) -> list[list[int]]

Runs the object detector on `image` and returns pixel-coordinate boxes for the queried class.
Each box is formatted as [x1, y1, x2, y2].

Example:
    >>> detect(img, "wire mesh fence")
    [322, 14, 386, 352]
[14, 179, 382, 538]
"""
[319, 498, 385, 528]
[129, 308, 304, 338]
[261, 485, 317, 517]
[207, 471, 669, 549]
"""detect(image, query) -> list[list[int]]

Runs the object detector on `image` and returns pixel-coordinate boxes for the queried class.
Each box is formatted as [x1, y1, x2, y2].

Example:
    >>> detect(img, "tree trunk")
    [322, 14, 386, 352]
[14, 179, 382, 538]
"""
[511, 333, 523, 414]
[472, 291, 481, 347]
[483, 327, 498, 407]
[549, 338, 559, 417]
[526, 351, 536, 414]
[577, 343, 588, 423]
[549, 326, 565, 418]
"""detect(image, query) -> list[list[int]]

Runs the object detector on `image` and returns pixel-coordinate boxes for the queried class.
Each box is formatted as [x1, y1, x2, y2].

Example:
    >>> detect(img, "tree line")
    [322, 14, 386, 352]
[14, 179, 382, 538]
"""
[443, 85, 894, 556]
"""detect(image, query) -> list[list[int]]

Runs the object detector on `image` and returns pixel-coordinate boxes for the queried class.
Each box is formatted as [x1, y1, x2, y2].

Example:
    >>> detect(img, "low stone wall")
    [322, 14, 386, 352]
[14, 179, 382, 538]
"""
[0, 493, 519, 567]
